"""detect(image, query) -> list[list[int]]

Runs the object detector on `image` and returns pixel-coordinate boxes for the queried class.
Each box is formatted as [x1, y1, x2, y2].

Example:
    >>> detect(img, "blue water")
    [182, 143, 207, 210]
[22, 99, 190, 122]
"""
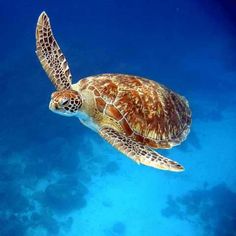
[1, 1, 236, 235]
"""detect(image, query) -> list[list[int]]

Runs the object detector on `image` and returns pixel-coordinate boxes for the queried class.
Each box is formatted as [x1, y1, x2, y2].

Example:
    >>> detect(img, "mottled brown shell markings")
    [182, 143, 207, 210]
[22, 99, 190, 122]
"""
[95, 97, 106, 113]
[78, 78, 89, 90]
[105, 105, 123, 121]
[91, 78, 118, 104]
[119, 118, 133, 136]
[115, 90, 146, 134]
[80, 74, 191, 148]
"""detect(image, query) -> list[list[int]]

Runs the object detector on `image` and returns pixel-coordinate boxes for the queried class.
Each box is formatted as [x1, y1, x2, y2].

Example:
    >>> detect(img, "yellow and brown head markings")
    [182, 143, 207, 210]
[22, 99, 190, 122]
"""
[49, 89, 82, 116]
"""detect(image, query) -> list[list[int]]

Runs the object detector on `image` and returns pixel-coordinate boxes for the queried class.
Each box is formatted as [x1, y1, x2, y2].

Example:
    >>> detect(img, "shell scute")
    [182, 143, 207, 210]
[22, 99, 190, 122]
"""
[114, 90, 146, 134]
[78, 78, 89, 90]
[105, 105, 123, 121]
[119, 118, 133, 136]
[92, 78, 118, 104]
[81, 74, 191, 148]
[95, 97, 106, 113]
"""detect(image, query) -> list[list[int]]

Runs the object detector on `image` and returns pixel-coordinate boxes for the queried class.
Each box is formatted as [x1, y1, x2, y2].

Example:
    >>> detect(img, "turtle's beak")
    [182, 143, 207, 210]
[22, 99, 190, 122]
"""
[49, 100, 58, 111]
[49, 100, 73, 117]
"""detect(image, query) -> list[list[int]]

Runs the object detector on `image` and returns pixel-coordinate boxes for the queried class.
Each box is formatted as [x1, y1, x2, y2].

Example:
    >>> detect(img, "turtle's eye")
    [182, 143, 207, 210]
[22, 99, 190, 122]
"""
[60, 97, 69, 106]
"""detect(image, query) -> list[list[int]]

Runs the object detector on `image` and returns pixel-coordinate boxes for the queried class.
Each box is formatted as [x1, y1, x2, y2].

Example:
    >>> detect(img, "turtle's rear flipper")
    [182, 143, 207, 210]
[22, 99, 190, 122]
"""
[36, 12, 72, 90]
[99, 127, 184, 172]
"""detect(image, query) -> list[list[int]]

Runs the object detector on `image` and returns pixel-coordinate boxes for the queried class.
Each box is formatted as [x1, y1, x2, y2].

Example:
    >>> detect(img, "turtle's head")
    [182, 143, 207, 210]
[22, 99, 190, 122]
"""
[49, 90, 82, 117]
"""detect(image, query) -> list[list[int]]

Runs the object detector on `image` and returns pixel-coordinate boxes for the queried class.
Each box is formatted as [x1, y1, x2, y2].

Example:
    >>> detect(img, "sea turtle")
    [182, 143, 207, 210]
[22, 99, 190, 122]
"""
[35, 12, 191, 172]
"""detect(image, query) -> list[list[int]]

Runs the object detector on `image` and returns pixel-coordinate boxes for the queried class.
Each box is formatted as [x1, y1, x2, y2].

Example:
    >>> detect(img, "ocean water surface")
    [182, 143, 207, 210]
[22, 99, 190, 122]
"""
[1, 1, 236, 235]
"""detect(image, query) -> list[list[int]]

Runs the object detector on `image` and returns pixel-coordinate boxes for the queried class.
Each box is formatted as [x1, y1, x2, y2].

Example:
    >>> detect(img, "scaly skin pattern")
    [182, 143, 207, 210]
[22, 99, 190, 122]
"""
[73, 73, 191, 149]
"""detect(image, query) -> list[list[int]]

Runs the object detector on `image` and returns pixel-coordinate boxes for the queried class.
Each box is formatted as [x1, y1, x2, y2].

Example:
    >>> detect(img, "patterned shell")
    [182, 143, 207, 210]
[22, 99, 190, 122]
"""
[79, 74, 191, 149]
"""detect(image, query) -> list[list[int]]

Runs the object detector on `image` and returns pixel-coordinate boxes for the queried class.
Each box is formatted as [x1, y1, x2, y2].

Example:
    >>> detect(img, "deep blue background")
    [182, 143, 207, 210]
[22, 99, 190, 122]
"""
[0, 1, 236, 235]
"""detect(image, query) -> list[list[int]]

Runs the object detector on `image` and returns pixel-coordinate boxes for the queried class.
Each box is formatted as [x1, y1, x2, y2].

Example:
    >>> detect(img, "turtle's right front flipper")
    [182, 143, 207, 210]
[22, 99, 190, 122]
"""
[36, 12, 72, 90]
[100, 127, 184, 172]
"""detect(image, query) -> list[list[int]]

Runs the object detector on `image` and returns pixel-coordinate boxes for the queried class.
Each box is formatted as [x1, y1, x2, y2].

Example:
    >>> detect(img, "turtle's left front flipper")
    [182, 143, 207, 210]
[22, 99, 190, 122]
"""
[36, 12, 72, 90]
[99, 127, 184, 172]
